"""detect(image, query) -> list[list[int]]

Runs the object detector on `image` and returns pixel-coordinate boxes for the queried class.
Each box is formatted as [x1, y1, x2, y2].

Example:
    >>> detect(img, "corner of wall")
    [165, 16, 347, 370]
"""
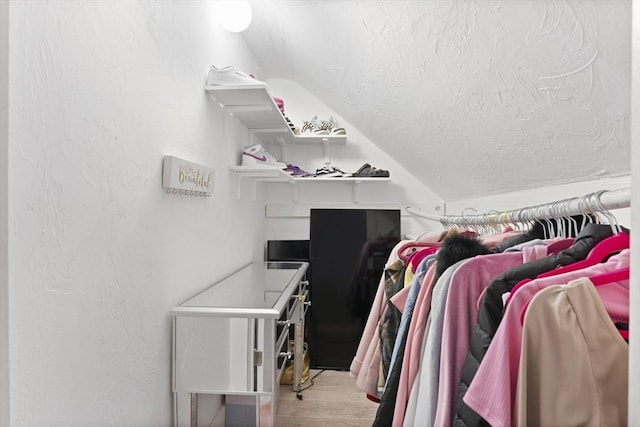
[0, 1, 9, 426]
[629, 0, 640, 419]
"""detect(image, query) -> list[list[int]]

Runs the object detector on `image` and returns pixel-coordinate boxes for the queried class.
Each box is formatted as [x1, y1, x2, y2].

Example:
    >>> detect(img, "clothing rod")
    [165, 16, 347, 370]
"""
[406, 188, 631, 225]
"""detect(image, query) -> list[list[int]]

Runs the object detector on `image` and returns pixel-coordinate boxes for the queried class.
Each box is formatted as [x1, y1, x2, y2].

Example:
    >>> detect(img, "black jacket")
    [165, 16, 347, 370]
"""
[453, 223, 616, 427]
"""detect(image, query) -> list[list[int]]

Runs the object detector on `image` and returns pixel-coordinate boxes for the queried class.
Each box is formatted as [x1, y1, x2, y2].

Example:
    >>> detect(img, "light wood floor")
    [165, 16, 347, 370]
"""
[276, 369, 378, 427]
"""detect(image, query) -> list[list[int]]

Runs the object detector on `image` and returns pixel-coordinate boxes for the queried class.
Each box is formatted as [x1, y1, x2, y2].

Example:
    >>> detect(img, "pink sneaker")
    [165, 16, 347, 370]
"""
[273, 96, 285, 113]
[241, 144, 287, 168]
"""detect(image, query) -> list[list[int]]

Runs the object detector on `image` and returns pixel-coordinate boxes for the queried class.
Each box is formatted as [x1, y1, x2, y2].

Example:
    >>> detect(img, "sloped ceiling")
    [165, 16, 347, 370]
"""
[242, 0, 631, 201]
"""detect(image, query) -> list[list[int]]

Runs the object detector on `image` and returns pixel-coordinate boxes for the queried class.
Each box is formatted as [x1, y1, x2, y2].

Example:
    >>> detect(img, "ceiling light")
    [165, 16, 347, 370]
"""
[218, 1, 252, 33]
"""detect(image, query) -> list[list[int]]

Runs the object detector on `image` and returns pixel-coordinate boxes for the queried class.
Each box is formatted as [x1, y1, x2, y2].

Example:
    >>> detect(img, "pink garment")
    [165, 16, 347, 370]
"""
[432, 246, 548, 427]
[391, 285, 411, 313]
[391, 264, 438, 427]
[463, 249, 630, 427]
[349, 240, 408, 395]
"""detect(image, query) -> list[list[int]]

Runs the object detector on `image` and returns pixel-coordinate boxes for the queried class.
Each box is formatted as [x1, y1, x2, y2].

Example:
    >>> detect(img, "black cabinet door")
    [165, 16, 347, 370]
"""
[309, 209, 400, 370]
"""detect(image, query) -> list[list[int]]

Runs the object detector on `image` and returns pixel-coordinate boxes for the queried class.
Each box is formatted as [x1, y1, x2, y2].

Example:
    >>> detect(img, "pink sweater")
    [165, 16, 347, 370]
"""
[433, 247, 548, 427]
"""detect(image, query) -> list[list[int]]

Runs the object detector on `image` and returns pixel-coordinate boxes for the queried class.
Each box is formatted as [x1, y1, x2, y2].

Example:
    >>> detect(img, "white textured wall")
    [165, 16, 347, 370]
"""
[245, 0, 631, 201]
[8, 2, 265, 426]
[1, 0, 9, 426]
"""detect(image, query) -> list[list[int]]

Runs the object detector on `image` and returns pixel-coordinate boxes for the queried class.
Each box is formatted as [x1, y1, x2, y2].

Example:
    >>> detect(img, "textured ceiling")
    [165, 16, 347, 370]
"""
[242, 0, 631, 201]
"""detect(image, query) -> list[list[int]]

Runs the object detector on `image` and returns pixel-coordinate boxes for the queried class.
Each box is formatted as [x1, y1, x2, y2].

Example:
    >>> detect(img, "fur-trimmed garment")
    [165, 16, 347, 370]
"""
[435, 233, 492, 280]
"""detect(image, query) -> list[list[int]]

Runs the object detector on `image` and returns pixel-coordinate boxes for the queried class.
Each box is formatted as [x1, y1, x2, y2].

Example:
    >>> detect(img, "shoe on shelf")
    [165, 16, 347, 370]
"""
[328, 117, 346, 135]
[284, 164, 311, 177]
[241, 144, 287, 169]
[273, 96, 285, 113]
[300, 115, 329, 135]
[206, 65, 266, 87]
[300, 115, 345, 136]
[314, 165, 351, 178]
[320, 117, 346, 135]
[284, 116, 300, 135]
[351, 163, 390, 178]
[300, 116, 319, 134]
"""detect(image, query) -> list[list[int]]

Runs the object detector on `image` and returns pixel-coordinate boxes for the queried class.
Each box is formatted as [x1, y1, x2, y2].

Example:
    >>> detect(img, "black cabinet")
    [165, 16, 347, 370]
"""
[308, 209, 400, 370]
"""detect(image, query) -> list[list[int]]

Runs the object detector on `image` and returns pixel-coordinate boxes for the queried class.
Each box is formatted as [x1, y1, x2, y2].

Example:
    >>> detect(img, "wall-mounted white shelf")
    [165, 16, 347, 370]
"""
[207, 83, 392, 202]
[205, 84, 346, 164]
[229, 166, 391, 203]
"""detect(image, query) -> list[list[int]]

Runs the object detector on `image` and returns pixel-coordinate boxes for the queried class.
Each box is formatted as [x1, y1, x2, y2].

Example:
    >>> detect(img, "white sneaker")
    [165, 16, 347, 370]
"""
[314, 165, 350, 177]
[206, 65, 266, 87]
[241, 144, 287, 168]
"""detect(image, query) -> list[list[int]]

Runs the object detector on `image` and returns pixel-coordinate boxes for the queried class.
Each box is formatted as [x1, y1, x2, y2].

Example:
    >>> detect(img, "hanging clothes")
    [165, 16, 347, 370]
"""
[351, 201, 630, 427]
[454, 223, 616, 426]
[404, 245, 549, 427]
[385, 253, 436, 386]
[463, 249, 629, 427]
[374, 232, 494, 426]
[371, 257, 434, 427]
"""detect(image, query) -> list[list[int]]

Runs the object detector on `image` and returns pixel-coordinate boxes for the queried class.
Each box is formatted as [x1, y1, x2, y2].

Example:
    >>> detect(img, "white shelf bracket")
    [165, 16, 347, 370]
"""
[322, 137, 331, 165]
[276, 137, 287, 163]
[236, 174, 246, 200]
[222, 106, 234, 142]
[252, 179, 259, 201]
[353, 180, 361, 203]
[290, 181, 298, 203]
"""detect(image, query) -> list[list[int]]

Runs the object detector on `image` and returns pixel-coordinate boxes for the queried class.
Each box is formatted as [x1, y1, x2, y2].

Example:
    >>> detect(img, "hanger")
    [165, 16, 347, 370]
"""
[536, 231, 630, 279]
[398, 241, 438, 262]
[520, 266, 630, 339]
[588, 266, 630, 341]
[588, 266, 629, 286]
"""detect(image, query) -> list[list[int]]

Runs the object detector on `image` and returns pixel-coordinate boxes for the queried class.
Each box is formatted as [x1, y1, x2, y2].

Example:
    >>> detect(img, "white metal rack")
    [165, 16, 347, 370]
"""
[406, 188, 630, 229]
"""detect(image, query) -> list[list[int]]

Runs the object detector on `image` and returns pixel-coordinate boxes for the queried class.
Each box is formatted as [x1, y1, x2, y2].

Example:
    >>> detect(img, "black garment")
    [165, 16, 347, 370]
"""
[453, 223, 616, 427]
